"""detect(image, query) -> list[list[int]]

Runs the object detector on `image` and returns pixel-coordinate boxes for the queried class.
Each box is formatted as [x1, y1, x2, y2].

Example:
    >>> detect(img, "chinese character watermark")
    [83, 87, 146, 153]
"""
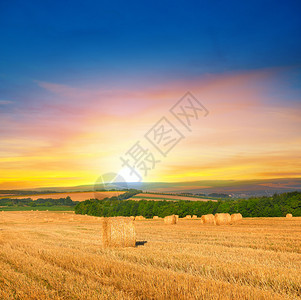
[170, 91, 209, 131]
[144, 117, 184, 156]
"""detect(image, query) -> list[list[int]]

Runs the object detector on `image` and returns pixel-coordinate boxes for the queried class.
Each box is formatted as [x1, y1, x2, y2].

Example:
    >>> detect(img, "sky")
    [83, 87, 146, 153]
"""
[0, 0, 301, 189]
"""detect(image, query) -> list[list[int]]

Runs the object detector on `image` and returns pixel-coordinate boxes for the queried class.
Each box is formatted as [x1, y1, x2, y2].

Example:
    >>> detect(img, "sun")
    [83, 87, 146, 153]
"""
[117, 167, 143, 184]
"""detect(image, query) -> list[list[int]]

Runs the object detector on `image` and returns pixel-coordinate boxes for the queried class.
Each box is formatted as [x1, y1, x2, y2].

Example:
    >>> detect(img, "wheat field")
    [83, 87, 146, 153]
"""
[0, 211, 300, 299]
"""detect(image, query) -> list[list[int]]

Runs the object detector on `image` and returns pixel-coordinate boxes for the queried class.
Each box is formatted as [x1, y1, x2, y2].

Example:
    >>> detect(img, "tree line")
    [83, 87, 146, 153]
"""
[0, 196, 78, 207]
[0, 189, 141, 209]
[75, 191, 301, 218]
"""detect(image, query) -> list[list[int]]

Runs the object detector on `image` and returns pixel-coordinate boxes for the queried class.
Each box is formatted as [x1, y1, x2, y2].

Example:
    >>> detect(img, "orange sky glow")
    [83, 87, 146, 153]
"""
[1, 67, 300, 189]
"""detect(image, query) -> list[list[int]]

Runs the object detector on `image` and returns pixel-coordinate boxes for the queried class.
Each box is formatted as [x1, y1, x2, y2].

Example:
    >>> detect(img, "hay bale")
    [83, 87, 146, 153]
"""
[129, 216, 135, 220]
[286, 213, 293, 218]
[231, 213, 243, 223]
[174, 215, 179, 222]
[134, 216, 145, 221]
[164, 215, 177, 225]
[185, 215, 192, 219]
[153, 216, 159, 220]
[200, 214, 216, 225]
[102, 217, 136, 248]
[192, 215, 197, 219]
[215, 213, 231, 225]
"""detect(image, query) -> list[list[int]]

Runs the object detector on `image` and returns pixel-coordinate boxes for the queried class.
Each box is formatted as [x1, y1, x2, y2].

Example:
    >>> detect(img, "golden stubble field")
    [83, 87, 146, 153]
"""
[133, 193, 216, 202]
[9, 191, 125, 202]
[0, 212, 300, 299]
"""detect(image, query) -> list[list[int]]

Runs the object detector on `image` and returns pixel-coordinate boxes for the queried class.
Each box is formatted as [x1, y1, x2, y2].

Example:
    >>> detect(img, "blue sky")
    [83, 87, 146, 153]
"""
[1, 0, 300, 86]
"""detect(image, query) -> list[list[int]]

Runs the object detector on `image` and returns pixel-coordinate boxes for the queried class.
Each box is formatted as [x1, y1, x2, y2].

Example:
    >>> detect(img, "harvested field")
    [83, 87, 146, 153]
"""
[0, 212, 300, 299]
[133, 193, 217, 202]
[12, 191, 124, 202]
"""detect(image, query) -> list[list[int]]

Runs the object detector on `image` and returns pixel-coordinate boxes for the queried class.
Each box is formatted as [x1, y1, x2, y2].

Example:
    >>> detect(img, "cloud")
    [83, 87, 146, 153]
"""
[1, 67, 300, 188]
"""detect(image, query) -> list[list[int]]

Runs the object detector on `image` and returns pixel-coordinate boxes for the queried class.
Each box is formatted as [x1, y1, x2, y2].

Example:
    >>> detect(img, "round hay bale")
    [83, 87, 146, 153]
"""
[174, 215, 179, 222]
[286, 213, 293, 218]
[215, 213, 231, 225]
[231, 213, 243, 223]
[129, 216, 135, 220]
[153, 216, 159, 220]
[102, 217, 136, 248]
[185, 215, 192, 219]
[192, 215, 197, 219]
[134, 216, 145, 221]
[200, 214, 216, 225]
[164, 215, 177, 225]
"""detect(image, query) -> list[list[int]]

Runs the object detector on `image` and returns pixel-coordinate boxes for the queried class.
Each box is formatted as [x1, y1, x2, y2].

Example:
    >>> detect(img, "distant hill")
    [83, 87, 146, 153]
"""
[1, 178, 301, 198]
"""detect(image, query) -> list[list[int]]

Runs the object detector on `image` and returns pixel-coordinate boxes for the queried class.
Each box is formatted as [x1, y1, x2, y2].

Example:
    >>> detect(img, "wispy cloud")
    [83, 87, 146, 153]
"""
[1, 67, 300, 188]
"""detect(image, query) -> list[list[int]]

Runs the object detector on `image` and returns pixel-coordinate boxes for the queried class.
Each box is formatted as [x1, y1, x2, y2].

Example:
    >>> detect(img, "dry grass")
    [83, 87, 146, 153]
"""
[0, 211, 301, 299]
